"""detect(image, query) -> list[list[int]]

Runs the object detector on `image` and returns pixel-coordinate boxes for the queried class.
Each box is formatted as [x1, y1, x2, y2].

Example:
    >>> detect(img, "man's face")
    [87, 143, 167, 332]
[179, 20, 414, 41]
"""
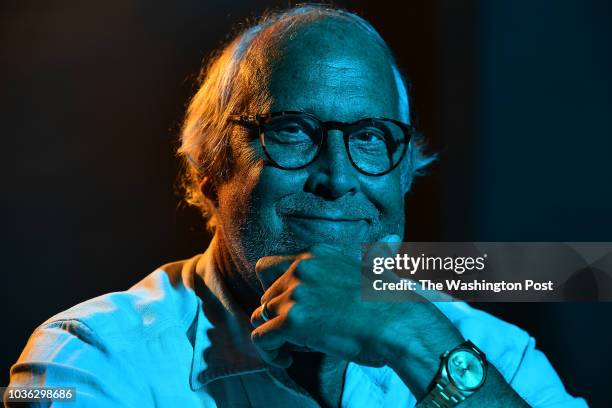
[216, 21, 407, 270]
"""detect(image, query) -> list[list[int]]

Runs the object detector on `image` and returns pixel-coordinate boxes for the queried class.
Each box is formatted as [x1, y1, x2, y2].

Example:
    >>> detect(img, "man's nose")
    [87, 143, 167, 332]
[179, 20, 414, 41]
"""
[304, 130, 360, 199]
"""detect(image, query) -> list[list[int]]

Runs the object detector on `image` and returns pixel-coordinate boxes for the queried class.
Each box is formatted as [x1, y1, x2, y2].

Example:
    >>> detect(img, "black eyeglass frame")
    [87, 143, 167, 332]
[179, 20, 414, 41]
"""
[228, 111, 414, 176]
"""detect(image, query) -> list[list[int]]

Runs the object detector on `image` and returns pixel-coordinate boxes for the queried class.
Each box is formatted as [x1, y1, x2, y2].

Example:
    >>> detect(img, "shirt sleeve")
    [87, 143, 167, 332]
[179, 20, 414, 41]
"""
[510, 336, 588, 408]
[6, 319, 151, 408]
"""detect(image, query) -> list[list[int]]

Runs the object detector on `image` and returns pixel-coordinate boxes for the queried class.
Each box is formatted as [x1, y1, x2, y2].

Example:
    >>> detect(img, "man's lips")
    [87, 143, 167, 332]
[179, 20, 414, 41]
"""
[284, 210, 372, 224]
[283, 212, 372, 243]
[287, 213, 370, 223]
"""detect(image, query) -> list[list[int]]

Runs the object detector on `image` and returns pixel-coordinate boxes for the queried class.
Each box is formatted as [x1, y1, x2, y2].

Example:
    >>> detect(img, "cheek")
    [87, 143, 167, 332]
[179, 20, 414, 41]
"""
[216, 162, 262, 226]
[216, 162, 308, 233]
[250, 166, 308, 224]
[363, 171, 405, 224]
[216, 135, 265, 224]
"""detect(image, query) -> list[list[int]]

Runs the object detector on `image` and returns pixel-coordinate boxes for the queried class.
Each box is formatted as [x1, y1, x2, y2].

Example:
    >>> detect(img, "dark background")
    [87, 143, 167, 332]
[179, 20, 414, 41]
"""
[2, 0, 611, 406]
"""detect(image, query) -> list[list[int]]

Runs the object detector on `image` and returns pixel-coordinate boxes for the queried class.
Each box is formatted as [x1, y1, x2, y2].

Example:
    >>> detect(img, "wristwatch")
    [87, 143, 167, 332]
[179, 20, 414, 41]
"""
[416, 340, 488, 408]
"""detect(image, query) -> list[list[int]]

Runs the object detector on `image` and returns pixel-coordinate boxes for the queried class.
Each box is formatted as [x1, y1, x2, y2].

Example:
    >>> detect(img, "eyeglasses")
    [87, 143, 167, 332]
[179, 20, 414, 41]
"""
[228, 111, 413, 176]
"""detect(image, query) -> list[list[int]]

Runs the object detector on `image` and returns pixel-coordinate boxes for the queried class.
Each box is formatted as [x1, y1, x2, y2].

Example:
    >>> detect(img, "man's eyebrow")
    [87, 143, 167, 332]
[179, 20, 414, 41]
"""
[299, 107, 383, 120]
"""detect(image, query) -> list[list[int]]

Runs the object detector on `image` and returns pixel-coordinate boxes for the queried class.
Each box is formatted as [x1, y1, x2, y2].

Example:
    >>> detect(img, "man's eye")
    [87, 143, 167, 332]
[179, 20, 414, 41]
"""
[352, 128, 386, 143]
[267, 125, 312, 144]
[278, 125, 307, 135]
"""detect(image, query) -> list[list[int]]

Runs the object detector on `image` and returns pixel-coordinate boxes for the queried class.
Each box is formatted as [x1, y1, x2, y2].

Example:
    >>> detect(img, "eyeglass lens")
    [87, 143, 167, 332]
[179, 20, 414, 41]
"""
[261, 113, 407, 175]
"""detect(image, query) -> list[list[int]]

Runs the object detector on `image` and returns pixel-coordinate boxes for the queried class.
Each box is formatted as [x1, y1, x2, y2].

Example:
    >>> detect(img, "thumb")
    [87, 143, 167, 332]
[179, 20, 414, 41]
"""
[377, 234, 402, 257]
[374, 234, 402, 258]
[362, 234, 402, 283]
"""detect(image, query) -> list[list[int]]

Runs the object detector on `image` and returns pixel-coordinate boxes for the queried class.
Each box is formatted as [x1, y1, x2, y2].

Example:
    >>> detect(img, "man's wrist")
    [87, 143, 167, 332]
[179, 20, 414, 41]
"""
[382, 304, 464, 399]
[416, 340, 488, 407]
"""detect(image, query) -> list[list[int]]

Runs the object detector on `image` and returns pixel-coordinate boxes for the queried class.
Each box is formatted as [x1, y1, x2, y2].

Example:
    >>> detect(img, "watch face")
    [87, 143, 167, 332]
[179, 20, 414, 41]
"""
[446, 349, 486, 391]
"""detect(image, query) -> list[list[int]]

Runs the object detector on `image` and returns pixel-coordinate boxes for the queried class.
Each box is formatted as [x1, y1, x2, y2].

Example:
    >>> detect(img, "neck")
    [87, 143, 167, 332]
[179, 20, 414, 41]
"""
[207, 229, 263, 315]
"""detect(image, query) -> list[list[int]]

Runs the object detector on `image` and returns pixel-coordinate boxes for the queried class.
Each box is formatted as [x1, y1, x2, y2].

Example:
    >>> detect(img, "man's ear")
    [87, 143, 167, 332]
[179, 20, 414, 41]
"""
[198, 176, 219, 208]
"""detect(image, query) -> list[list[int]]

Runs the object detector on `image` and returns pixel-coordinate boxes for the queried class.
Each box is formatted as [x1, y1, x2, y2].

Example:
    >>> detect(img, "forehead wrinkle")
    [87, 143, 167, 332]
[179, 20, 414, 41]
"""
[267, 71, 398, 121]
[282, 57, 393, 94]
[284, 56, 380, 82]
[264, 29, 400, 120]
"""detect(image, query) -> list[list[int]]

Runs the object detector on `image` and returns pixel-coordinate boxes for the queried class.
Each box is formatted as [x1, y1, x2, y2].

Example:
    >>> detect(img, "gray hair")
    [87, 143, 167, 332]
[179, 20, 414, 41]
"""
[177, 4, 436, 229]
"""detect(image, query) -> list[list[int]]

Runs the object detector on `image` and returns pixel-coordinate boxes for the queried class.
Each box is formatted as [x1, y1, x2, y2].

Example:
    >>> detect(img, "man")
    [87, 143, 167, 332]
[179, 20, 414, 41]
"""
[7, 5, 586, 408]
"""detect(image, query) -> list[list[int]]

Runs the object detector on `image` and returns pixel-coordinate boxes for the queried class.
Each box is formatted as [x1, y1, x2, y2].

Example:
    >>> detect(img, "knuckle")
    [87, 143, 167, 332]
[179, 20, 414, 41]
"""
[292, 260, 313, 281]
[296, 251, 314, 261]
[289, 284, 307, 301]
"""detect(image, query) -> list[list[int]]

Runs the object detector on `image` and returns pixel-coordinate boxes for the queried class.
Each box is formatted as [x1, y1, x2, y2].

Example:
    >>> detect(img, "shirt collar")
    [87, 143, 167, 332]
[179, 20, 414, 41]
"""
[182, 238, 269, 390]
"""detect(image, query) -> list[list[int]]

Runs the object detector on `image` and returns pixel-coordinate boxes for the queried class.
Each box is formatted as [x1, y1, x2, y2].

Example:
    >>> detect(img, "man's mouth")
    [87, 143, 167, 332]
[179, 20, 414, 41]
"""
[287, 212, 371, 223]
[284, 212, 371, 242]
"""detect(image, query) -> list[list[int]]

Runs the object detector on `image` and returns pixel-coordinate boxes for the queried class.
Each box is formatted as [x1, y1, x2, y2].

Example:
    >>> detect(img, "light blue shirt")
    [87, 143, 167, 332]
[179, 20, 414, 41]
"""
[8, 247, 588, 407]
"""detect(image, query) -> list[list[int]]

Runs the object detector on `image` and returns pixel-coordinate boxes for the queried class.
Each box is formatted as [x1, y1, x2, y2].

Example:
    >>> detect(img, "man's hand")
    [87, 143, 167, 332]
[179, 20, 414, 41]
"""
[249, 237, 465, 398]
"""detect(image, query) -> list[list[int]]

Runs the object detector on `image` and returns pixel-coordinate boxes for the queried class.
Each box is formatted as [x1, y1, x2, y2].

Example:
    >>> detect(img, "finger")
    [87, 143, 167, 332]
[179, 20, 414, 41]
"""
[251, 316, 297, 368]
[362, 234, 402, 284]
[255, 255, 295, 290]
[368, 235, 444, 302]
[255, 343, 294, 368]
[374, 234, 402, 259]
[259, 252, 312, 303]
[259, 273, 291, 306]
[364, 234, 401, 261]
[250, 294, 285, 327]
[251, 316, 293, 368]
[251, 315, 305, 351]
[380, 234, 401, 243]
[379, 234, 402, 256]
